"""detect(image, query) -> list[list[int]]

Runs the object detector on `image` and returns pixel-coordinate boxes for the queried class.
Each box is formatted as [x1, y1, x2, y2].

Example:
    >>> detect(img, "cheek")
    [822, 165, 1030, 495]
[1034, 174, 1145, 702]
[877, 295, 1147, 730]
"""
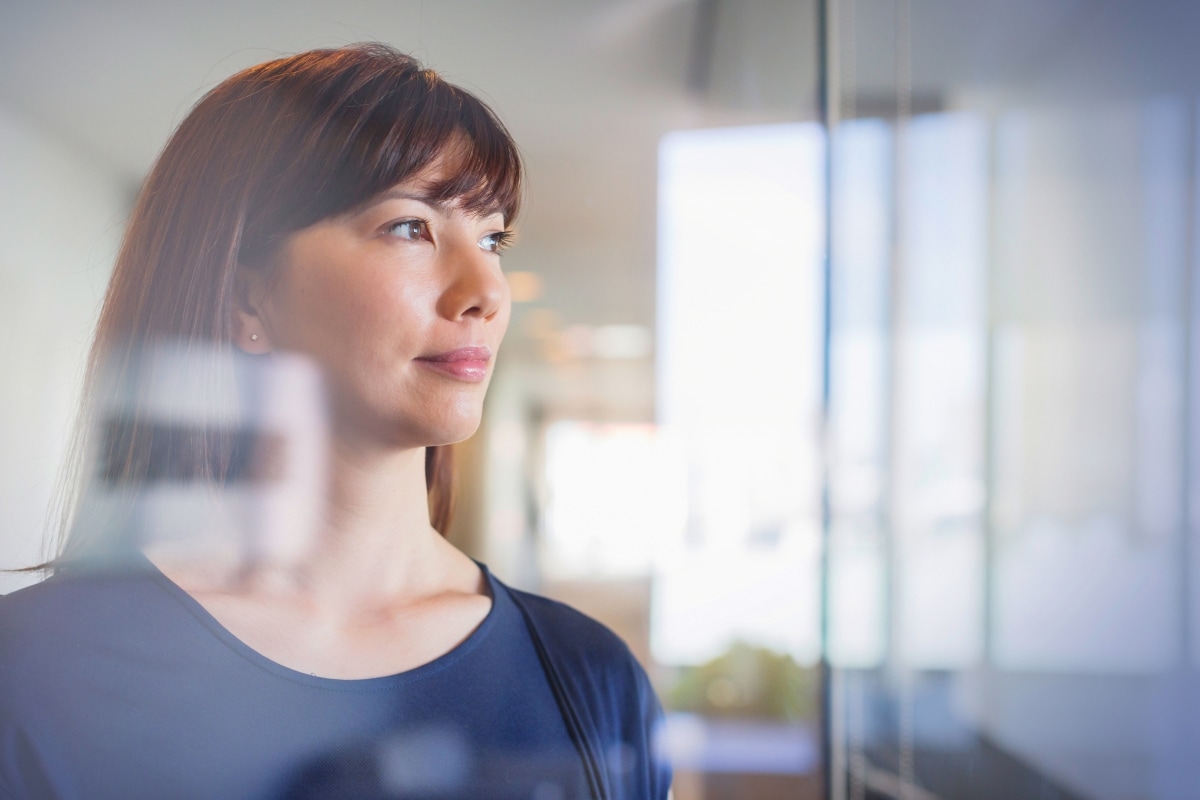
[270, 278, 354, 356]
[271, 265, 431, 360]
[355, 277, 440, 351]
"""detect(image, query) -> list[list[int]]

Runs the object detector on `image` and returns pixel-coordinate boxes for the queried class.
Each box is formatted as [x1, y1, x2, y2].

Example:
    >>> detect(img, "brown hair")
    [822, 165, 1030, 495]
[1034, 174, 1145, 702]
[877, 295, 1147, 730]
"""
[50, 43, 521, 564]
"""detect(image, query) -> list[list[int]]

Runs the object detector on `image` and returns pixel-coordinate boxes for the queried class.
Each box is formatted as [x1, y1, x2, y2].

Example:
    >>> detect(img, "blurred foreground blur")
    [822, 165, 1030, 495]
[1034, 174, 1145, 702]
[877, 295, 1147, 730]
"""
[66, 343, 328, 574]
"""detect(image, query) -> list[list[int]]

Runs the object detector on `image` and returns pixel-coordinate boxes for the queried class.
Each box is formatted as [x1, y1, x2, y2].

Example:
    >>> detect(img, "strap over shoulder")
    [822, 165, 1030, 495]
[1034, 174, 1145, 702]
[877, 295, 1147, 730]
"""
[498, 579, 672, 800]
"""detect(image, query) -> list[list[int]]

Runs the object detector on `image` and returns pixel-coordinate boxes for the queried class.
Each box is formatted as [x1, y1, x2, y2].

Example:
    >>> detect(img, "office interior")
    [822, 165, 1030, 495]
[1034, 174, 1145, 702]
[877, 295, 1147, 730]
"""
[3, 1, 1200, 798]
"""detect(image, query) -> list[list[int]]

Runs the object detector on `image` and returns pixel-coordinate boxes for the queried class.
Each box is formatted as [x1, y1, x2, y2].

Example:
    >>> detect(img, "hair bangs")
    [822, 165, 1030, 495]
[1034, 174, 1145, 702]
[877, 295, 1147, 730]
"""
[354, 78, 523, 225]
[424, 85, 523, 222]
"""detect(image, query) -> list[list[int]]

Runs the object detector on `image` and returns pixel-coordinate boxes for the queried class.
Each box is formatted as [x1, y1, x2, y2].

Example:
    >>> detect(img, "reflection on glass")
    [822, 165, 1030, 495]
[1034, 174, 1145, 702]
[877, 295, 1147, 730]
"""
[990, 104, 1186, 674]
[70, 342, 328, 573]
[826, 2, 1200, 797]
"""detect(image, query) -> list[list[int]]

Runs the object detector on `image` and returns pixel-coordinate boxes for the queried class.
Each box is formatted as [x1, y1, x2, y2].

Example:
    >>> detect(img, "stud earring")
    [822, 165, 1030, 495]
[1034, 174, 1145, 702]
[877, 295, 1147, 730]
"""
[250, 334, 259, 342]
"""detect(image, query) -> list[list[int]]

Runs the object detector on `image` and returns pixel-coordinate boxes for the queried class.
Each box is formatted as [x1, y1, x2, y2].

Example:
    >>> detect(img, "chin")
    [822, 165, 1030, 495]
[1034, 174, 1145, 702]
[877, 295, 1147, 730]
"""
[421, 409, 485, 447]
[334, 381, 488, 448]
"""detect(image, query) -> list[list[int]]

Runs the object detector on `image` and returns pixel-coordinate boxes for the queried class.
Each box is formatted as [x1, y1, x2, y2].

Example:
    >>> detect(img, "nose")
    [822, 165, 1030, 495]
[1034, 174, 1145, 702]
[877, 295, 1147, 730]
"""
[436, 237, 508, 322]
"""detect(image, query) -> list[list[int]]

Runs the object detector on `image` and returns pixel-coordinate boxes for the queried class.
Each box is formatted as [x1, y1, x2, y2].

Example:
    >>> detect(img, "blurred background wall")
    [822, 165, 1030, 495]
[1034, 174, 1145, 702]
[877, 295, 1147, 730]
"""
[0, 106, 129, 583]
[4, 1, 1200, 798]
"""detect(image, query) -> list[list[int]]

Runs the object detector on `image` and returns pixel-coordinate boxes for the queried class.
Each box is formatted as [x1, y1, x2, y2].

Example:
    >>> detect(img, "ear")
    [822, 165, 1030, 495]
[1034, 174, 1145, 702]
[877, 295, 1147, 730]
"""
[232, 265, 272, 354]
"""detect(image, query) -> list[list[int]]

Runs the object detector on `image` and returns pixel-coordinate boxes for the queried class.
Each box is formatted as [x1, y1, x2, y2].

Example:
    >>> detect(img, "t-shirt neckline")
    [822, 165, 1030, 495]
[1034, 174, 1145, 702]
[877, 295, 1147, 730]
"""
[133, 549, 502, 691]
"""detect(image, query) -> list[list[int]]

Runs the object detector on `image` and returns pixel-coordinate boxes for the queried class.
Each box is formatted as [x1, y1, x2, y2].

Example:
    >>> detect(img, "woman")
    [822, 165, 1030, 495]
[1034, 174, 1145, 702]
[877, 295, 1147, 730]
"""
[0, 44, 670, 800]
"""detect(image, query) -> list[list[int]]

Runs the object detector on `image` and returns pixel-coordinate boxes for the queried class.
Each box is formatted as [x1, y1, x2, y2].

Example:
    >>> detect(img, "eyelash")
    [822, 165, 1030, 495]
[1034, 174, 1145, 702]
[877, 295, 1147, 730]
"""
[481, 230, 515, 254]
[385, 219, 514, 254]
[385, 218, 431, 242]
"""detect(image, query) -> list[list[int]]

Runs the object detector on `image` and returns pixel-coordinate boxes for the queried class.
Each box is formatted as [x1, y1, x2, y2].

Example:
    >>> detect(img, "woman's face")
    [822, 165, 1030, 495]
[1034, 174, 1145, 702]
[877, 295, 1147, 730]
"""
[247, 151, 512, 450]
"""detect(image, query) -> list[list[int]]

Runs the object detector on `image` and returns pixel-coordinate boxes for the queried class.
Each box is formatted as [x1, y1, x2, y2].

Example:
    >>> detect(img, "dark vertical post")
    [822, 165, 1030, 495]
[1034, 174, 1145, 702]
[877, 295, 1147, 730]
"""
[1182, 99, 1196, 682]
[816, 0, 837, 798]
[686, 0, 720, 97]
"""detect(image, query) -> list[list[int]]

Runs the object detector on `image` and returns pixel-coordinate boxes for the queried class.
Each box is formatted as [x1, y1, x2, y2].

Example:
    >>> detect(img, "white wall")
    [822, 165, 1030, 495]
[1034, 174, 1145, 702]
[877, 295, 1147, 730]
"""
[0, 106, 130, 593]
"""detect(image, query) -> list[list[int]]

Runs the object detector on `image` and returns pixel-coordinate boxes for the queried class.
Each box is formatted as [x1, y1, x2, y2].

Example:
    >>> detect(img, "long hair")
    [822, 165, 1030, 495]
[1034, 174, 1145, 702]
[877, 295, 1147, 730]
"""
[48, 44, 522, 566]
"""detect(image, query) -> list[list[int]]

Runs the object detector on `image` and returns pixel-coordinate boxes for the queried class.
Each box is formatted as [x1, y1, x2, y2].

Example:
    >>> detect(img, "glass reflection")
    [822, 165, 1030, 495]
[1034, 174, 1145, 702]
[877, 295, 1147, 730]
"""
[826, 2, 1200, 798]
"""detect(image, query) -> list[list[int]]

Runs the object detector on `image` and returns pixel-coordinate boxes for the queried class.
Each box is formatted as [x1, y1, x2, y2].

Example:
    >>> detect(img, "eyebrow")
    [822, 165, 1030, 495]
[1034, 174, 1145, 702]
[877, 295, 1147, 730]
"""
[348, 186, 507, 223]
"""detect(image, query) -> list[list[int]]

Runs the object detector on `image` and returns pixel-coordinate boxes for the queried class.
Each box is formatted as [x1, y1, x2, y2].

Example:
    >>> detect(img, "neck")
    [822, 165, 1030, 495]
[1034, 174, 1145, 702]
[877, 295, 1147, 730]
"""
[148, 437, 469, 614]
[326, 439, 434, 543]
[286, 440, 449, 600]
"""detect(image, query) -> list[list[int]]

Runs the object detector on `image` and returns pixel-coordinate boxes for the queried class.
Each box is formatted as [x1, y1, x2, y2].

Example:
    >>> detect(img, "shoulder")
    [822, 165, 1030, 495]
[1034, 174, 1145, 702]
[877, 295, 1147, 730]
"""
[0, 571, 99, 642]
[0, 567, 169, 691]
[496, 578, 641, 673]
[0, 567, 155, 634]
[487, 575, 658, 715]
[0, 573, 121, 733]
[490, 575, 673, 799]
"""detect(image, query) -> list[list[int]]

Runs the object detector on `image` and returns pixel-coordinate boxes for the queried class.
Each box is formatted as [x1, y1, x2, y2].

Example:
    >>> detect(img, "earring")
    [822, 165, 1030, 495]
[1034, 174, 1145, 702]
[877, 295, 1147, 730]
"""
[250, 334, 259, 342]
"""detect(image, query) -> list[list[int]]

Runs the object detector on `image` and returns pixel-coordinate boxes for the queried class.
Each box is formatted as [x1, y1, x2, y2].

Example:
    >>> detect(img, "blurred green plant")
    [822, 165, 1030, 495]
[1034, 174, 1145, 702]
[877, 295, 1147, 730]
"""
[666, 641, 819, 722]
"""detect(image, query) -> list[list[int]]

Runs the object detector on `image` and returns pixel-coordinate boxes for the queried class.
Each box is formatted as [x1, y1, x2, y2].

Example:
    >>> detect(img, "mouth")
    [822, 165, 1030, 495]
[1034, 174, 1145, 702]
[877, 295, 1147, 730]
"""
[413, 346, 493, 382]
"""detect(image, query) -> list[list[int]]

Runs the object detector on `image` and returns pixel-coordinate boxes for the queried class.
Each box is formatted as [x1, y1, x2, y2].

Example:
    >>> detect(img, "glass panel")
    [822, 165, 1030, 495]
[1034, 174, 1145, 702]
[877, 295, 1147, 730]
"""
[651, 123, 826, 789]
[826, 1, 1200, 798]
[828, 118, 892, 670]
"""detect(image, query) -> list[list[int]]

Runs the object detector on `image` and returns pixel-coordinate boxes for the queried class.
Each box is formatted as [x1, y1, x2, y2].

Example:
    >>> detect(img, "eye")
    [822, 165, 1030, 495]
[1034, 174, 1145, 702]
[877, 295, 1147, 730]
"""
[385, 219, 430, 241]
[479, 230, 514, 254]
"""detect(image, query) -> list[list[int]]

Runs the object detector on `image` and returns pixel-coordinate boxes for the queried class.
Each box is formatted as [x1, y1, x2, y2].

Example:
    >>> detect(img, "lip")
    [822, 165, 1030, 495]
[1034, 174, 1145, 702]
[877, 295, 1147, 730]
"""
[413, 346, 493, 382]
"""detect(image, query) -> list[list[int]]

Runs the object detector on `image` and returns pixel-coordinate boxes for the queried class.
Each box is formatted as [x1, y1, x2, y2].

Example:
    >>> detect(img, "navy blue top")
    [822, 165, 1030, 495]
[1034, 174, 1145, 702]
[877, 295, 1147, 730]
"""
[0, 557, 596, 800]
